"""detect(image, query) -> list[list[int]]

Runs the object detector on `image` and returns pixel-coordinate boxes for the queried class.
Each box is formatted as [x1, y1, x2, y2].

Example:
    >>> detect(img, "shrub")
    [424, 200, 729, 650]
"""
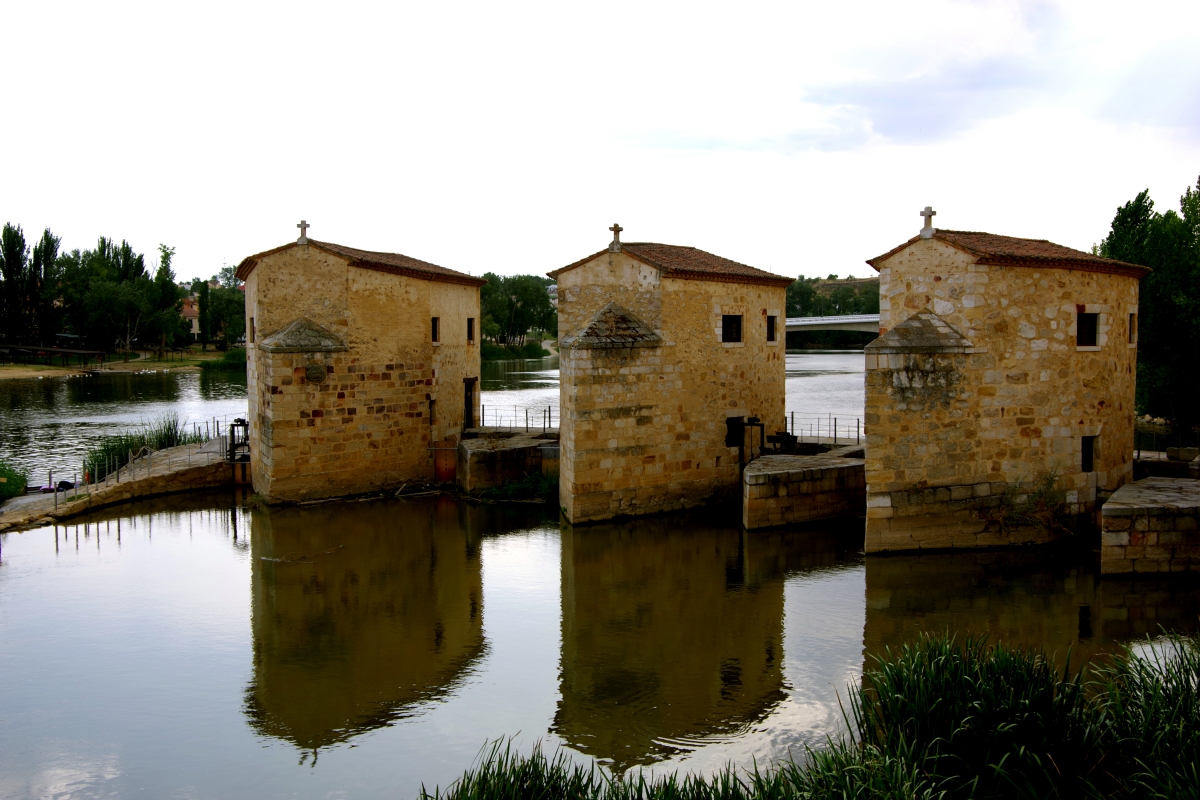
[200, 347, 247, 372]
[481, 342, 552, 361]
[0, 461, 27, 501]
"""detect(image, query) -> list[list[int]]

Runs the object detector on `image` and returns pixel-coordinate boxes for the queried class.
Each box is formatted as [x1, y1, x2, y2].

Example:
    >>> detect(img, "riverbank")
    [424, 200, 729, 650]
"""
[0, 354, 231, 380]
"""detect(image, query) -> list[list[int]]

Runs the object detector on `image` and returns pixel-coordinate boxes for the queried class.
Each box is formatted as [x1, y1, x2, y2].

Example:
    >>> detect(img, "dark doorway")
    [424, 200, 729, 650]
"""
[463, 377, 477, 429]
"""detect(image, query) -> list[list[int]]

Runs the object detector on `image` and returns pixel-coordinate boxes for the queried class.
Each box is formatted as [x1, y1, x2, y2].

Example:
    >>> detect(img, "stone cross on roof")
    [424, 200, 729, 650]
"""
[608, 222, 623, 253]
[297, 219, 310, 244]
[920, 206, 936, 239]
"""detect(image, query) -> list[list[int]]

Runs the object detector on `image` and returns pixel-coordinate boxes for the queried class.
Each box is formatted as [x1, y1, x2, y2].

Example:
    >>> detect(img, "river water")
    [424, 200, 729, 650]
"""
[3, 353, 1198, 798]
[0, 352, 866, 479]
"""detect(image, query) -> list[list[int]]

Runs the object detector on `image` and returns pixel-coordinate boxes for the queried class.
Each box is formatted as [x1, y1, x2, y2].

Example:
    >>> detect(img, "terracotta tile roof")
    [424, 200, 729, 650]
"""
[235, 240, 486, 287]
[867, 230, 1150, 278]
[549, 243, 793, 287]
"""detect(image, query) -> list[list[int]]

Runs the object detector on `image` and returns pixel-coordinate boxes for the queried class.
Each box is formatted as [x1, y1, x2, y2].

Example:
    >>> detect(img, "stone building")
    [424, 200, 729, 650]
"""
[550, 226, 792, 523]
[236, 226, 485, 502]
[863, 209, 1149, 552]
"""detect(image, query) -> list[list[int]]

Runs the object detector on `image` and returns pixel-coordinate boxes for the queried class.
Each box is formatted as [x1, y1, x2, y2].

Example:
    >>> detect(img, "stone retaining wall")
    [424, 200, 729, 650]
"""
[742, 449, 865, 530]
[1101, 477, 1200, 574]
[457, 430, 559, 493]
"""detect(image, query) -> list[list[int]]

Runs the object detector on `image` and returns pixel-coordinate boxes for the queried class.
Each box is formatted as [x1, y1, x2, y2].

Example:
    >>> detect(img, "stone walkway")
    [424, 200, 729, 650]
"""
[0, 443, 235, 533]
[1101, 477, 1200, 574]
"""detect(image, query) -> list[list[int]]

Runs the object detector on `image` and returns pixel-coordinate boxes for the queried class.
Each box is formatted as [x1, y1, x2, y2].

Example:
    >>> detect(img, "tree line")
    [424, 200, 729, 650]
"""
[0, 224, 244, 356]
[1099, 175, 1200, 432]
[480, 273, 556, 346]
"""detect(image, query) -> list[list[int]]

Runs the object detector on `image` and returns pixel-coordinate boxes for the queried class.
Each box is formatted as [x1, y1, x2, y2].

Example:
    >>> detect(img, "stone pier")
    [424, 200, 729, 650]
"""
[456, 429, 560, 493]
[1099, 474, 1195, 575]
[742, 446, 866, 530]
[1101, 477, 1200, 574]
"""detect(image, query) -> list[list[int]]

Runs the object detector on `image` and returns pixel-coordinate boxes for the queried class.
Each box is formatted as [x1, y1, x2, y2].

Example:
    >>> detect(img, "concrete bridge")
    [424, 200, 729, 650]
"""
[785, 314, 880, 333]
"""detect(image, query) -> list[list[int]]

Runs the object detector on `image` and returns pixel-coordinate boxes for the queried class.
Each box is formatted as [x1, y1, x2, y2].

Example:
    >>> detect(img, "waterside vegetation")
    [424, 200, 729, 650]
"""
[82, 413, 205, 483]
[198, 347, 248, 372]
[423, 632, 1200, 800]
[0, 460, 27, 500]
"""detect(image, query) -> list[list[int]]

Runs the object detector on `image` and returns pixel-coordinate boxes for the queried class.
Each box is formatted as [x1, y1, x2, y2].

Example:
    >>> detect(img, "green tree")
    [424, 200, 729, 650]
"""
[145, 245, 185, 356]
[198, 281, 212, 350]
[1100, 178, 1200, 431]
[30, 229, 62, 345]
[207, 285, 246, 348]
[0, 223, 29, 343]
[481, 273, 556, 345]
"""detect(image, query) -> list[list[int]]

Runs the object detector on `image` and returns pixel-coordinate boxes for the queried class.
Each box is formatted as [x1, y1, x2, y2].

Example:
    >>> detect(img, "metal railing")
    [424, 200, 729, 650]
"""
[477, 404, 560, 432]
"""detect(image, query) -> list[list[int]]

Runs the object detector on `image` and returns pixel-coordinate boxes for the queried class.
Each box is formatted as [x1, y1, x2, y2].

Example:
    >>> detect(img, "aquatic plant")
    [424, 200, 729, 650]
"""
[0, 460, 28, 500]
[81, 413, 206, 483]
[420, 632, 1200, 800]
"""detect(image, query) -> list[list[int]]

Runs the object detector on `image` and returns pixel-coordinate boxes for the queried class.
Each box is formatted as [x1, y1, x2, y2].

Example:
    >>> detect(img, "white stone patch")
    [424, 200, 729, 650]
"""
[933, 298, 955, 316]
[1031, 339, 1048, 351]
[1018, 321, 1036, 338]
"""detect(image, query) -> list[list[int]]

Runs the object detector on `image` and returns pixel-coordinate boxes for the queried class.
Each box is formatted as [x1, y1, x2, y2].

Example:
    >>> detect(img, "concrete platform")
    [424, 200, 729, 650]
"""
[742, 446, 865, 530]
[1101, 477, 1200, 574]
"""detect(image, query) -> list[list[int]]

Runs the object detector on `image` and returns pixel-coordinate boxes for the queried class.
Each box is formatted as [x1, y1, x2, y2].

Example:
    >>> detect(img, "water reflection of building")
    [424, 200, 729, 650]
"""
[244, 496, 486, 752]
[864, 549, 1200, 667]
[554, 514, 861, 770]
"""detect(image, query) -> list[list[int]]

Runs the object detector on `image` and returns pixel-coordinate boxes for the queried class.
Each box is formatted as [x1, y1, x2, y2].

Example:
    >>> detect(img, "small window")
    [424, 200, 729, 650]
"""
[766, 315, 777, 342]
[722, 314, 742, 343]
[1128, 313, 1137, 344]
[467, 318, 475, 343]
[1077, 312, 1098, 347]
[1081, 436, 1097, 473]
[428, 398, 437, 424]
[431, 316, 440, 343]
[249, 317, 255, 344]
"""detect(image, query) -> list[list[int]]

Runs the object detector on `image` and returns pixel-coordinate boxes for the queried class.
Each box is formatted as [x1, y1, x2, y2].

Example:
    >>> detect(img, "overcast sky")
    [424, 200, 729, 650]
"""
[3, 0, 1198, 281]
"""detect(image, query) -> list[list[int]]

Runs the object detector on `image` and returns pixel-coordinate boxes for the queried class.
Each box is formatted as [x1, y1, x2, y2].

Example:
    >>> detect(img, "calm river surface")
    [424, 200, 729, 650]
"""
[3, 496, 1198, 799]
[0, 352, 866, 479]
[7, 351, 1196, 798]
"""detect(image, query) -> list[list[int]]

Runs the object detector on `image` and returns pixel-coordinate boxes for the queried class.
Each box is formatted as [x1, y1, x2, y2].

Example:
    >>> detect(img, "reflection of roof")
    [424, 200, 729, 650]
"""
[550, 243, 793, 287]
[236, 240, 486, 287]
[867, 229, 1150, 278]
[561, 303, 662, 350]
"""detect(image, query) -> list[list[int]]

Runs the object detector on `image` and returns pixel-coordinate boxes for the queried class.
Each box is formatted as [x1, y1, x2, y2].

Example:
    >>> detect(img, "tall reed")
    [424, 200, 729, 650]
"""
[420, 632, 1200, 800]
[82, 413, 205, 483]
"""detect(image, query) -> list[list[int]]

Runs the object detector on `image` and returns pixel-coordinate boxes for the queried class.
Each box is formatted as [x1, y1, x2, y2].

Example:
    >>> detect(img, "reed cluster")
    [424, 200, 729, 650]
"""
[0, 460, 28, 500]
[421, 632, 1200, 800]
[82, 413, 205, 483]
[481, 342, 552, 361]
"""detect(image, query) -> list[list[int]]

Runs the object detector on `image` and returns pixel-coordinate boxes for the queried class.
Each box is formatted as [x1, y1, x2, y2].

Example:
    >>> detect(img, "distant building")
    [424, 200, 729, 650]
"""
[236, 227, 485, 502]
[863, 209, 1149, 552]
[550, 225, 791, 523]
[180, 296, 199, 340]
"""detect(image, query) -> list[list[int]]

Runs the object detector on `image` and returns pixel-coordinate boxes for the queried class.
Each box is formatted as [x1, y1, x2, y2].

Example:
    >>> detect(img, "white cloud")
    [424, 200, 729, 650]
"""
[0, 0, 1197, 281]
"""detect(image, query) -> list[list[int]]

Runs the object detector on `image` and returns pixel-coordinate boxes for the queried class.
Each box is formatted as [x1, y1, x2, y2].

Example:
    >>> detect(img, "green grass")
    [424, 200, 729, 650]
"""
[474, 472, 558, 502]
[82, 413, 205, 483]
[481, 342, 552, 361]
[420, 632, 1200, 800]
[199, 347, 247, 372]
[0, 460, 27, 500]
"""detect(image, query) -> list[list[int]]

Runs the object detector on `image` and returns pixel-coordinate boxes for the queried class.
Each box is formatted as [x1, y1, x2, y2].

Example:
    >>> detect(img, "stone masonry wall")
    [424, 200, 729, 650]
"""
[743, 451, 865, 530]
[866, 238, 1140, 551]
[557, 253, 785, 523]
[1101, 477, 1200, 574]
[245, 245, 480, 501]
